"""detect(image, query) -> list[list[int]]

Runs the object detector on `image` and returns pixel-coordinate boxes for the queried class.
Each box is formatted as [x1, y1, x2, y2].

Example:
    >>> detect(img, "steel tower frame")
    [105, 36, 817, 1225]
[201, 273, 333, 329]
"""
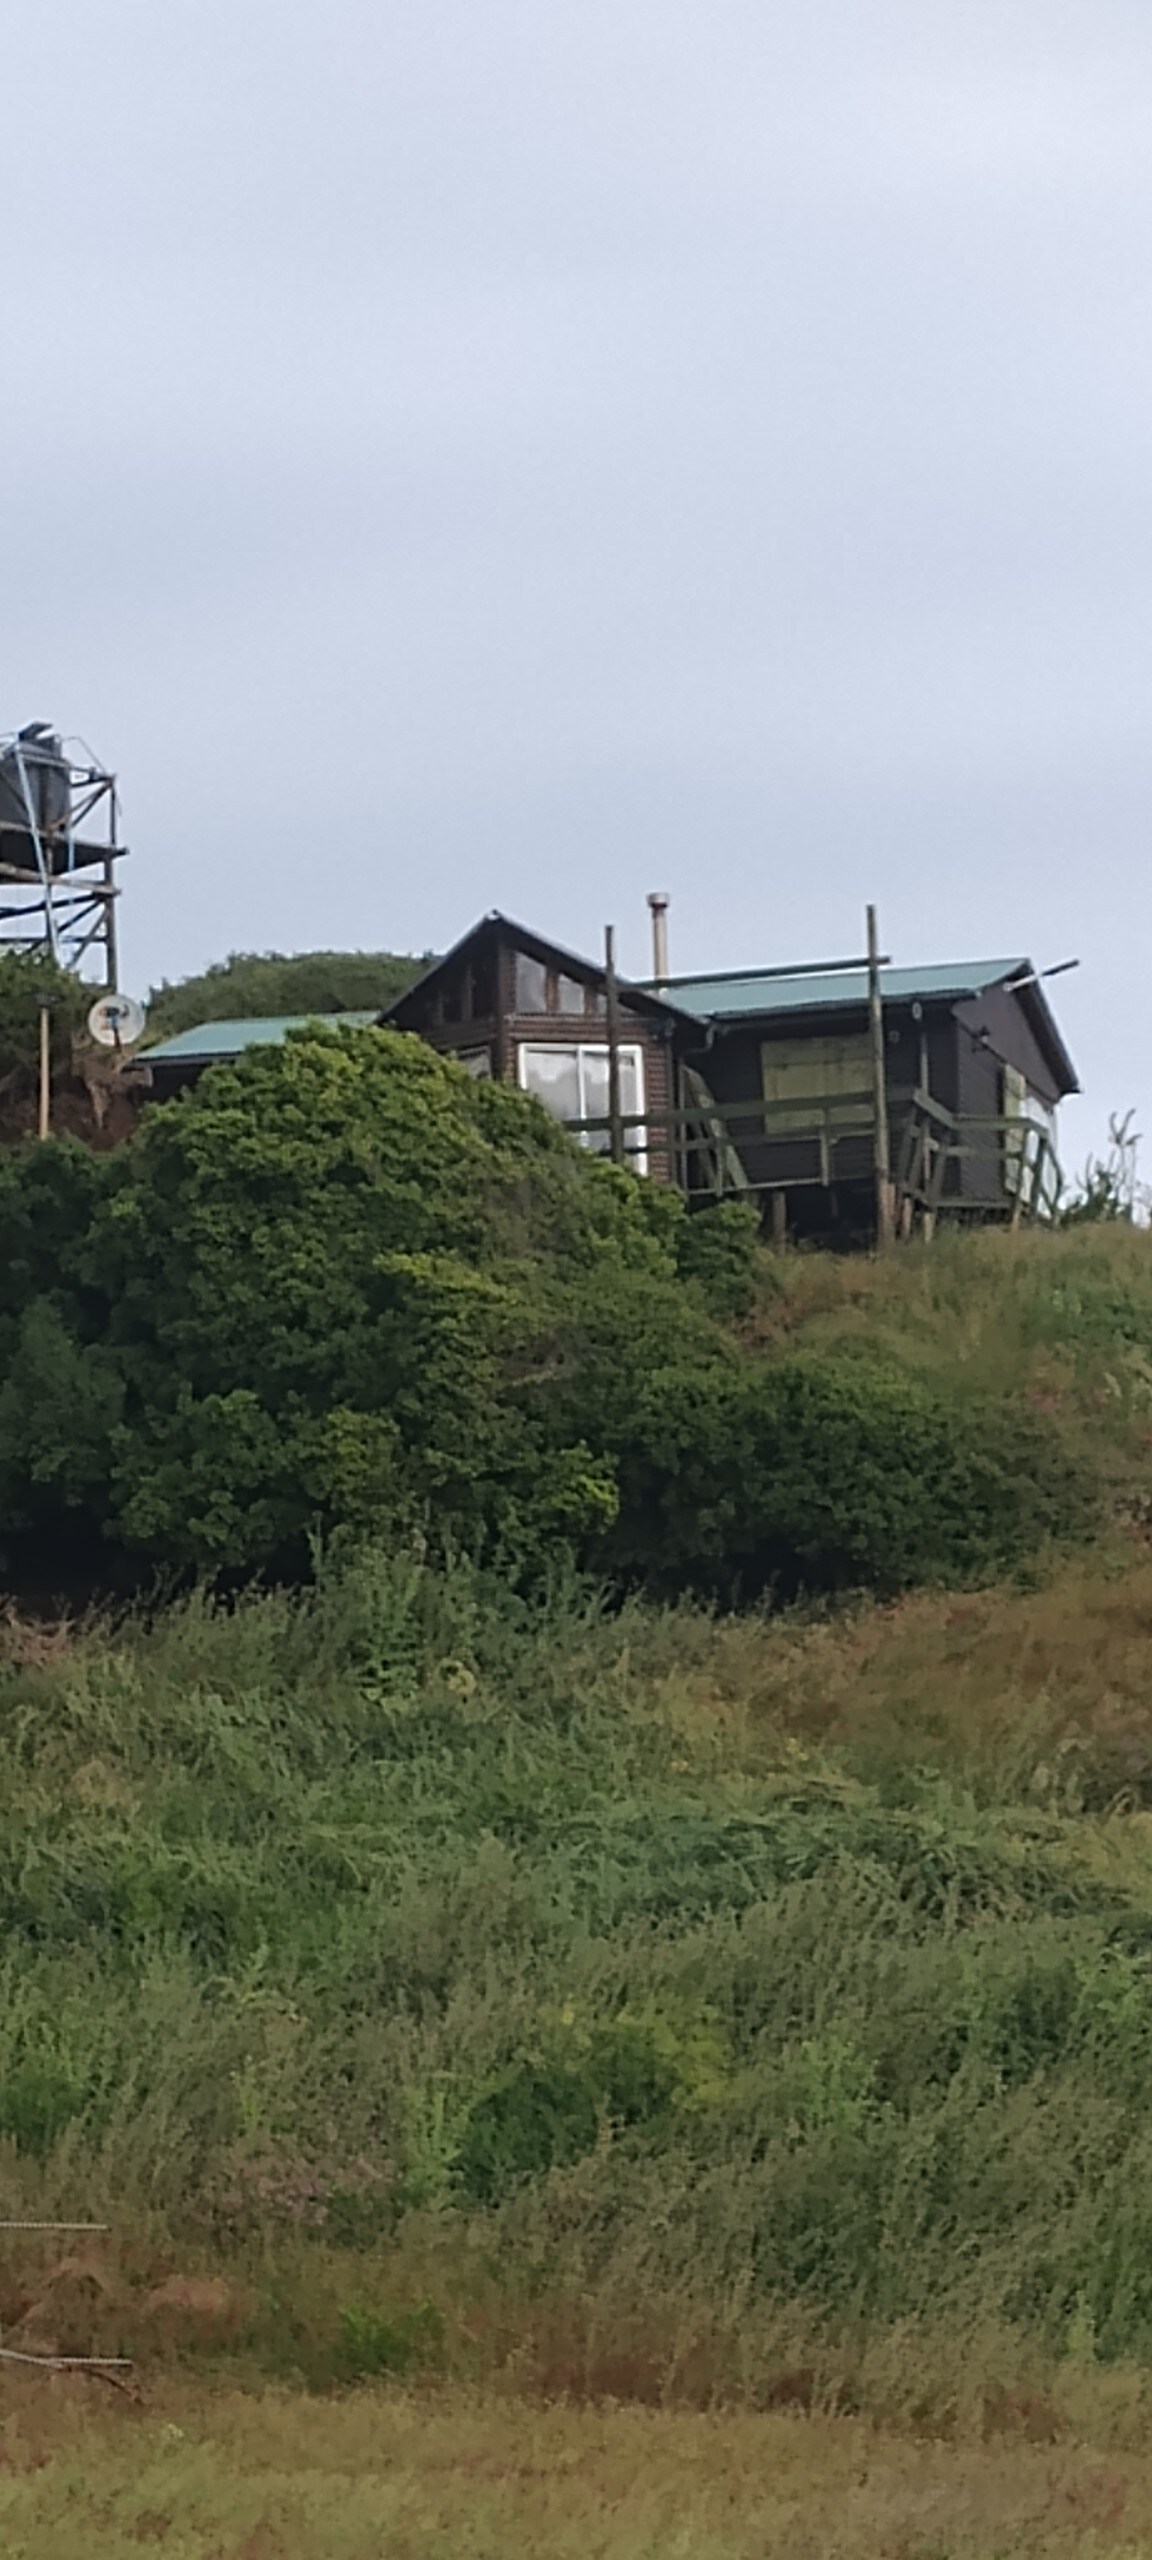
[0, 731, 124, 988]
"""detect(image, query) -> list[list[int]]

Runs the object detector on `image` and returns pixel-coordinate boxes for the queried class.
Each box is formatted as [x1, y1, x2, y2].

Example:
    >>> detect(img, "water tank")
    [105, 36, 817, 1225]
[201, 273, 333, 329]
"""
[0, 725, 70, 855]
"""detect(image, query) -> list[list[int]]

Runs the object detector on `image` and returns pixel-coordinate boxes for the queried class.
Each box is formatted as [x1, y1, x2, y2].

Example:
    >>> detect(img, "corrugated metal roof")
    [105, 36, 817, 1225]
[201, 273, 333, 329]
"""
[145, 1012, 378, 1062]
[647, 960, 1029, 1022]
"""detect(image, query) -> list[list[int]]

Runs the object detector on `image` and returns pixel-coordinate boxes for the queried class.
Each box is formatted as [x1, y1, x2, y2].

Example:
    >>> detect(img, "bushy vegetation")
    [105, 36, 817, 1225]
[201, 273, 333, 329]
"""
[6, 1546, 1152, 2411]
[0, 1024, 1104, 1592]
[145, 948, 426, 1039]
[0, 948, 91, 1100]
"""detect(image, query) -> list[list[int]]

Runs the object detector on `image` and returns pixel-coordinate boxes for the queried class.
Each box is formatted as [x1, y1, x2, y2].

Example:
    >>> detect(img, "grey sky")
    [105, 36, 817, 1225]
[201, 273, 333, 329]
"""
[6, 0, 1152, 1170]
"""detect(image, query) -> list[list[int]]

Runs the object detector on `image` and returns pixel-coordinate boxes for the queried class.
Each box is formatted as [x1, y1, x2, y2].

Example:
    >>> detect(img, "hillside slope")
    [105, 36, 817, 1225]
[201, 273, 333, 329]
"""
[5, 1520, 1152, 2415]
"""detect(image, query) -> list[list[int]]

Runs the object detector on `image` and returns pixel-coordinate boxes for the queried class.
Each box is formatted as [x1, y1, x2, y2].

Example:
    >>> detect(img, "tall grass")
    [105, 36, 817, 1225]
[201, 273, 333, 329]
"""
[2, 2385, 1150, 2557]
[6, 1521, 1152, 2410]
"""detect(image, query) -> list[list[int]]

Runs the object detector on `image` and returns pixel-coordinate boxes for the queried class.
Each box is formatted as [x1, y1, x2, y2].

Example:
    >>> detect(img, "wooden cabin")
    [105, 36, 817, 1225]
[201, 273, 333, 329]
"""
[385, 912, 688, 1181]
[140, 914, 1080, 1244]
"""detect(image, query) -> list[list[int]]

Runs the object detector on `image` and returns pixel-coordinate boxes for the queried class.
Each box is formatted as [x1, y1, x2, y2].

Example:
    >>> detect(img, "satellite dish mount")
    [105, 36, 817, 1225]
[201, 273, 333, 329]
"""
[87, 993, 147, 1050]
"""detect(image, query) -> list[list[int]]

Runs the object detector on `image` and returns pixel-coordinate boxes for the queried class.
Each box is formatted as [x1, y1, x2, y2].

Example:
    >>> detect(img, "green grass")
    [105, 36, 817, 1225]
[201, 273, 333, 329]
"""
[747, 1220, 1152, 1515]
[5, 1529, 1152, 2410]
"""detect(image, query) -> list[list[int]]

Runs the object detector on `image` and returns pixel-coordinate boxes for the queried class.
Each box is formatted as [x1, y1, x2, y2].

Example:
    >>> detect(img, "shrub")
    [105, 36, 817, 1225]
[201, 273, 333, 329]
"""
[600, 1351, 1095, 1600]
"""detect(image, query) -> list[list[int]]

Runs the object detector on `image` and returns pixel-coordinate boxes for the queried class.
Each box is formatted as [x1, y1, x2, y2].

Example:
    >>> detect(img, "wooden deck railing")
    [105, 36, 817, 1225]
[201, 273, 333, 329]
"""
[562, 1084, 1063, 1230]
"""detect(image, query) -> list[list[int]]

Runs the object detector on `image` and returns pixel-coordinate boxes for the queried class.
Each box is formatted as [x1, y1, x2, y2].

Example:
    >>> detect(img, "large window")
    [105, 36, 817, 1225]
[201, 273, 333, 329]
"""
[761, 1033, 873, 1132]
[517, 1042, 647, 1170]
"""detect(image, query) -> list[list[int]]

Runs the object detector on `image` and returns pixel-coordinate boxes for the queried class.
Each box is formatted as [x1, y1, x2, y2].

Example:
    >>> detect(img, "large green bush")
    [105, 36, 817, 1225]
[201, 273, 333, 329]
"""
[0, 1023, 1096, 1591]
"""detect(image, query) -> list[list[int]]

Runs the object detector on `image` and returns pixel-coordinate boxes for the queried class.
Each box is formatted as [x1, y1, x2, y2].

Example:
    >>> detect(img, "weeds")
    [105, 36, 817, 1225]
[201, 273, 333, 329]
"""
[4, 1522, 1152, 2410]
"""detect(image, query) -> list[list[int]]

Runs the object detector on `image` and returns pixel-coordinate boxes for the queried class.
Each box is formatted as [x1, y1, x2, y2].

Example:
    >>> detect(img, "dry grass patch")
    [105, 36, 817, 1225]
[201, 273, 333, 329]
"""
[1, 2382, 1151, 2558]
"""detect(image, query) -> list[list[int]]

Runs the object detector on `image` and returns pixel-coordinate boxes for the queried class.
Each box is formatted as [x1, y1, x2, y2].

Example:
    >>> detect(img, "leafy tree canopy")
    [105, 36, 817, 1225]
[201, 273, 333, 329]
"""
[145, 948, 428, 1041]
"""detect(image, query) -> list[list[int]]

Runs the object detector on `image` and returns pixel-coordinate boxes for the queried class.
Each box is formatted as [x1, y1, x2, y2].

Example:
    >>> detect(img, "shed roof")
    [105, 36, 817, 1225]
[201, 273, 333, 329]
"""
[144, 1011, 378, 1063]
[643, 960, 1029, 1022]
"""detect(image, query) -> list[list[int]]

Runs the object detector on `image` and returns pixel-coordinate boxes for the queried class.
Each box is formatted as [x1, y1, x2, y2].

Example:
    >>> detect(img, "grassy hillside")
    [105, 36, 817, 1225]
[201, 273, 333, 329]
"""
[3, 1222, 1152, 2444]
[7, 1524, 1152, 2419]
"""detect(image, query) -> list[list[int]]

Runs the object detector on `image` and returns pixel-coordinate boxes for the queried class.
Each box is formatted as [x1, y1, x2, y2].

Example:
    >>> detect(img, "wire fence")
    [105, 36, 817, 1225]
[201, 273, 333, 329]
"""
[0, 2216, 135, 2377]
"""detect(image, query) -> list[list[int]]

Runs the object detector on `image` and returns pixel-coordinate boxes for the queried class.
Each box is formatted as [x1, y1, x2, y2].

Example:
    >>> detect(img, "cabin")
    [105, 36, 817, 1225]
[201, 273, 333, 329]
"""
[140, 909, 1080, 1243]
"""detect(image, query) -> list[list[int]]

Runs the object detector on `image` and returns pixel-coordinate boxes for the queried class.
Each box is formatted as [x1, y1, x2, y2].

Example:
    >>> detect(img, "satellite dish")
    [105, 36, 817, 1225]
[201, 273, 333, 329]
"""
[87, 993, 147, 1049]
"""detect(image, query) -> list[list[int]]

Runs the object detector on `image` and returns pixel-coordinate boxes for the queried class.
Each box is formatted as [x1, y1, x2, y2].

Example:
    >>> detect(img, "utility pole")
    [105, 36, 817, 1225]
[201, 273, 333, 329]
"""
[867, 903, 893, 1247]
[37, 1001, 51, 1141]
[604, 924, 625, 1166]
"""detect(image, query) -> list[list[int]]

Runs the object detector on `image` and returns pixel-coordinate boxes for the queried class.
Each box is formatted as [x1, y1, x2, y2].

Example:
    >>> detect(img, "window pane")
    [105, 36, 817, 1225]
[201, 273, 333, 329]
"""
[556, 974, 586, 1015]
[761, 1034, 872, 1131]
[580, 1047, 645, 1158]
[580, 1049, 611, 1152]
[519, 1045, 580, 1120]
[514, 953, 549, 1012]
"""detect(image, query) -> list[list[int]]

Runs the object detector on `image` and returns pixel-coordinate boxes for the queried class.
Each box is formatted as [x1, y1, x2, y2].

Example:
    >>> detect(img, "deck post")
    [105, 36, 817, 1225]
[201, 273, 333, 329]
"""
[867, 903, 894, 1247]
[770, 1190, 788, 1250]
[604, 924, 625, 1167]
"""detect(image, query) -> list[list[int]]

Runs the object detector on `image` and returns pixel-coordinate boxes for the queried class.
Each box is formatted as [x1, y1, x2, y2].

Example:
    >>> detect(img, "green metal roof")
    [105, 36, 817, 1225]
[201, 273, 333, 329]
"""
[144, 1011, 378, 1063]
[643, 960, 1029, 1022]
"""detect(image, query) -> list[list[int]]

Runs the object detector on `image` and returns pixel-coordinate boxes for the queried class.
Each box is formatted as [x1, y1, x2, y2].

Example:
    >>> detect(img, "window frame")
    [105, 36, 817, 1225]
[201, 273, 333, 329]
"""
[516, 1039, 648, 1173]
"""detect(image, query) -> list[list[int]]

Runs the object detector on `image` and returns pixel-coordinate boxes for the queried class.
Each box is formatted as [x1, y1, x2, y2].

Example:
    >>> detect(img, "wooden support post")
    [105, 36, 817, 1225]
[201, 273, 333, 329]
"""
[37, 1004, 50, 1142]
[103, 852, 120, 992]
[867, 903, 893, 1248]
[770, 1190, 787, 1250]
[604, 924, 625, 1167]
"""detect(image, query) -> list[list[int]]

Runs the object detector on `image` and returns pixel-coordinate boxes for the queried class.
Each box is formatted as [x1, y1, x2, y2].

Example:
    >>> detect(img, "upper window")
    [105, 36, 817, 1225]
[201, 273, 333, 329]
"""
[517, 1042, 647, 1171]
[512, 952, 608, 1019]
[514, 952, 550, 1012]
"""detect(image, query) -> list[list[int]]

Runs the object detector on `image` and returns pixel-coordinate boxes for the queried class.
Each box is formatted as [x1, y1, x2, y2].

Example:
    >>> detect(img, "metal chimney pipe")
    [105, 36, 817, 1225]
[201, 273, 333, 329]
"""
[647, 890, 670, 982]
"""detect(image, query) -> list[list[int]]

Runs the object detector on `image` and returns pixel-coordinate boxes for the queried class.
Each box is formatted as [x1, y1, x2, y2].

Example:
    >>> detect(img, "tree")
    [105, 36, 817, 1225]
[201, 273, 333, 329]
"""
[145, 949, 427, 1041]
[87, 1025, 682, 1568]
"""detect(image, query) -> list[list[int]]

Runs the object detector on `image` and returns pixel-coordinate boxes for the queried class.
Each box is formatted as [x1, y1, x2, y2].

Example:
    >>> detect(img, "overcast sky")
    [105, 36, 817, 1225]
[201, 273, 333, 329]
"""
[5, 0, 1152, 1170]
